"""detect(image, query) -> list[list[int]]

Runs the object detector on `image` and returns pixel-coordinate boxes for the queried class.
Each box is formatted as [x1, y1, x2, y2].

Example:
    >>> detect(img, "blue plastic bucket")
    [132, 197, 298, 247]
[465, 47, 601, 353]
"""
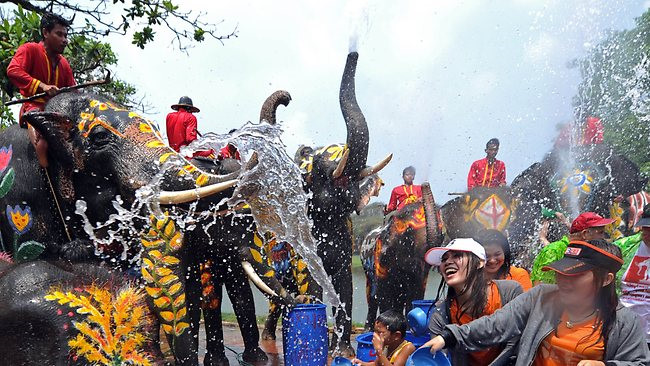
[406, 348, 451, 366]
[356, 331, 431, 362]
[282, 304, 328, 366]
[412, 300, 435, 318]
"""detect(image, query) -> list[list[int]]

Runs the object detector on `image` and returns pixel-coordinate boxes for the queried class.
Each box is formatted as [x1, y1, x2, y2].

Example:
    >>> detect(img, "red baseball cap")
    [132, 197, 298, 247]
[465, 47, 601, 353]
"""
[569, 212, 614, 233]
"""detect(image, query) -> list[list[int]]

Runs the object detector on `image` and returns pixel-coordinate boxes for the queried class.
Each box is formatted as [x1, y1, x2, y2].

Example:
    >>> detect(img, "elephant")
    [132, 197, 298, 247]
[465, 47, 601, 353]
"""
[285, 52, 392, 355]
[0, 259, 163, 365]
[607, 190, 650, 239]
[360, 182, 443, 329]
[0, 92, 289, 365]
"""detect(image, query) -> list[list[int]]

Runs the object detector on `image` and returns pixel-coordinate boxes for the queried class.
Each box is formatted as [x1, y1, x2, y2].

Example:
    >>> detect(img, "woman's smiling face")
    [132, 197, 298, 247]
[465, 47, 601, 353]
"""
[439, 251, 470, 288]
[483, 243, 505, 276]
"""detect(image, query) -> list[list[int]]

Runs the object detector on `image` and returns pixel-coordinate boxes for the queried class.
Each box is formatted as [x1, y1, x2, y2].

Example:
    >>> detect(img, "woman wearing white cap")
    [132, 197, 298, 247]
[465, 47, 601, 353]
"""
[425, 238, 523, 365]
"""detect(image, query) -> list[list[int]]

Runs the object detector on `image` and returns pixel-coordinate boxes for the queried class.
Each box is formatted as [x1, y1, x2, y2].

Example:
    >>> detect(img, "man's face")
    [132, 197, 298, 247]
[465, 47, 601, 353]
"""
[403, 171, 414, 185]
[581, 226, 607, 241]
[43, 24, 68, 54]
[485, 144, 499, 160]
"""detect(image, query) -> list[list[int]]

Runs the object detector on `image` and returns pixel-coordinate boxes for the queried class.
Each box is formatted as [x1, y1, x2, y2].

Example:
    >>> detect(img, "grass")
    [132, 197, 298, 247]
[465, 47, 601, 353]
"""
[351, 255, 362, 269]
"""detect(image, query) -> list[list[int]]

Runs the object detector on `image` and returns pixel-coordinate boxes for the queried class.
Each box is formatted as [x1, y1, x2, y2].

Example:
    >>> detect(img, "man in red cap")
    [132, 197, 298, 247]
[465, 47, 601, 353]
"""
[165, 96, 213, 158]
[467, 138, 507, 191]
[530, 212, 614, 285]
[7, 12, 76, 168]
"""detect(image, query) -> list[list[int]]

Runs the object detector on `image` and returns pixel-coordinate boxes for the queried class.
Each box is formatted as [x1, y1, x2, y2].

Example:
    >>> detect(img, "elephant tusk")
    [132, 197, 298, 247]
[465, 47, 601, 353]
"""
[332, 149, 350, 179]
[242, 261, 279, 298]
[158, 179, 238, 205]
[358, 153, 393, 179]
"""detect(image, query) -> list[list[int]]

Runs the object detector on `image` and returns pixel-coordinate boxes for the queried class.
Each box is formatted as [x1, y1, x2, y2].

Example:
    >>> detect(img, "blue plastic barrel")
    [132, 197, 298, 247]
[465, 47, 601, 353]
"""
[356, 331, 431, 362]
[282, 304, 328, 366]
[412, 300, 435, 317]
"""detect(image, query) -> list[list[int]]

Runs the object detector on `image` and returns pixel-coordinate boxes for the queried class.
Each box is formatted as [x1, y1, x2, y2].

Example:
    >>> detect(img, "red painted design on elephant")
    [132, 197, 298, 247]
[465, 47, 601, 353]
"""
[374, 237, 388, 279]
[474, 194, 510, 231]
[391, 207, 427, 235]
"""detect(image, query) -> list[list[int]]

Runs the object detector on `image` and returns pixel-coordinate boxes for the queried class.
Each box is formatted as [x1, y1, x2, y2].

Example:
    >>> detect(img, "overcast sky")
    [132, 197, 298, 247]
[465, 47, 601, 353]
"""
[9, 0, 650, 203]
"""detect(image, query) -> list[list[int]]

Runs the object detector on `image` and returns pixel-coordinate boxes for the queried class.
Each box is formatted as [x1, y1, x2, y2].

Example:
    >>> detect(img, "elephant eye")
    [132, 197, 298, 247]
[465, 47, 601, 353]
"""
[89, 127, 113, 147]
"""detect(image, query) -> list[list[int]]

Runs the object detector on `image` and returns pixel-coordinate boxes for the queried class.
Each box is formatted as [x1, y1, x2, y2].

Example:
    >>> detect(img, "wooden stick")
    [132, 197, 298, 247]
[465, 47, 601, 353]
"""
[4, 71, 111, 107]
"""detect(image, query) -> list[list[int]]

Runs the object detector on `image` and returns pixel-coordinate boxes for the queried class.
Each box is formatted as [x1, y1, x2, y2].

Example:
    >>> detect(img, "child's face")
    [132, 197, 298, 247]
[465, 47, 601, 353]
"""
[374, 321, 400, 346]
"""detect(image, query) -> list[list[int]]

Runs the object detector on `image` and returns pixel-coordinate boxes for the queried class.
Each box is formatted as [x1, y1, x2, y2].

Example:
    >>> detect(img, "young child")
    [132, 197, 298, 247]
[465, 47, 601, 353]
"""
[425, 238, 523, 365]
[475, 229, 532, 291]
[425, 239, 650, 365]
[352, 310, 416, 366]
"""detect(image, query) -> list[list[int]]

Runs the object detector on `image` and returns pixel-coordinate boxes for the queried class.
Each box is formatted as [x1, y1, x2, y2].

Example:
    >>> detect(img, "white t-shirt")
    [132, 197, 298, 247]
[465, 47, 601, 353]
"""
[620, 241, 650, 342]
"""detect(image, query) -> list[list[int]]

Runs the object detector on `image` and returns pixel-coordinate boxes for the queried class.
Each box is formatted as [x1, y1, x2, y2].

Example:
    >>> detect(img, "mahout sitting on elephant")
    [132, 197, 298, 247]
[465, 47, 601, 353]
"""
[0, 258, 163, 365]
[360, 183, 443, 329]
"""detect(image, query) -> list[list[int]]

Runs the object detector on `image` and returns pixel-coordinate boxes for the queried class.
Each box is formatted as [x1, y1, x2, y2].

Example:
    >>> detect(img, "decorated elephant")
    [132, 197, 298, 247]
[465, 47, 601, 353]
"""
[0, 259, 162, 365]
[607, 191, 650, 239]
[360, 183, 443, 329]
[283, 52, 392, 355]
[0, 92, 293, 365]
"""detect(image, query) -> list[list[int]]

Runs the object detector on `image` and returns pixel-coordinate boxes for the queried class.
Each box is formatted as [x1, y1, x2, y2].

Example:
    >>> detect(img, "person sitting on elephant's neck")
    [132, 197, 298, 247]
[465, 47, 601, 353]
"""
[385, 166, 422, 215]
[352, 310, 415, 366]
[6, 12, 76, 168]
[165, 96, 214, 158]
[613, 203, 650, 349]
[424, 239, 650, 366]
[475, 229, 532, 291]
[467, 138, 506, 191]
[425, 238, 523, 366]
[530, 212, 613, 286]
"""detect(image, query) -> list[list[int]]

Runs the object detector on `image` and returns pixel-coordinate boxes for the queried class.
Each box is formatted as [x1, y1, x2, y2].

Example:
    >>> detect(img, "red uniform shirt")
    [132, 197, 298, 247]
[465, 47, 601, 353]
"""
[386, 184, 422, 213]
[7, 42, 76, 126]
[467, 158, 506, 191]
[581, 116, 604, 145]
[165, 108, 212, 158]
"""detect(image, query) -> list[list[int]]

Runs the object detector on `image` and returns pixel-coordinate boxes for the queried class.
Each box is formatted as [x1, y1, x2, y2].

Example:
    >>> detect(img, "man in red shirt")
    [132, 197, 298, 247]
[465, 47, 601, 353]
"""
[467, 138, 507, 191]
[165, 96, 213, 158]
[385, 166, 422, 215]
[7, 12, 76, 167]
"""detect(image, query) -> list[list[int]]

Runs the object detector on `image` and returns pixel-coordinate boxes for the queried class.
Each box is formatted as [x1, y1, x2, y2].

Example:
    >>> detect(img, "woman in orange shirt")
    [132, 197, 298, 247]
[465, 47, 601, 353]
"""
[475, 229, 533, 291]
[425, 238, 523, 365]
[425, 239, 650, 366]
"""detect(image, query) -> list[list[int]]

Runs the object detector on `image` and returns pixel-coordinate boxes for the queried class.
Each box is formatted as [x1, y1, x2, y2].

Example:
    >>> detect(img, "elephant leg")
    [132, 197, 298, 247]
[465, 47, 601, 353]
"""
[203, 277, 229, 366]
[223, 260, 268, 363]
[328, 261, 354, 357]
[363, 267, 378, 331]
[262, 300, 282, 340]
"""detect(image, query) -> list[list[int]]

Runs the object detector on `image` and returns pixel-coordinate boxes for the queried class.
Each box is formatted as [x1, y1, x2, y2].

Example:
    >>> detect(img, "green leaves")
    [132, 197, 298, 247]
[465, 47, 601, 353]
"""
[15, 240, 45, 262]
[0, 168, 15, 199]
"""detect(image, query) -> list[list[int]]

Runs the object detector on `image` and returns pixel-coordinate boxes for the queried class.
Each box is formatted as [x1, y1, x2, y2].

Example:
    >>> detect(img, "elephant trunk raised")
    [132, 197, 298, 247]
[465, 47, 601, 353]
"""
[339, 52, 369, 179]
[422, 182, 444, 247]
[259, 90, 292, 125]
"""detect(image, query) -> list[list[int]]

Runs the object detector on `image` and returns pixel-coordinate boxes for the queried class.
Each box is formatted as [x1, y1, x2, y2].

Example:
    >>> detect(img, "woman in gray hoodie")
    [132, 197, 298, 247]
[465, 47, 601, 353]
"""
[425, 239, 650, 366]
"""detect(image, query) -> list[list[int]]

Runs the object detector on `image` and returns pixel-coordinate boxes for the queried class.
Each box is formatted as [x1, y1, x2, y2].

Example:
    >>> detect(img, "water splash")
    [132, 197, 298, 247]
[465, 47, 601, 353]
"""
[345, 0, 371, 52]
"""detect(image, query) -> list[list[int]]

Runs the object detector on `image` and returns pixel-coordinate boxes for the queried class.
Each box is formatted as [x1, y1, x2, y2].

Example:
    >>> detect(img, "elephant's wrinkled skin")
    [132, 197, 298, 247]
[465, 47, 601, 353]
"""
[360, 183, 443, 328]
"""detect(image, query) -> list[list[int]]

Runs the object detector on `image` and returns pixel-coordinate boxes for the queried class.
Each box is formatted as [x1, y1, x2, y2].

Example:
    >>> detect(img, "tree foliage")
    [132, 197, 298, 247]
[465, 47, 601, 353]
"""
[574, 8, 650, 183]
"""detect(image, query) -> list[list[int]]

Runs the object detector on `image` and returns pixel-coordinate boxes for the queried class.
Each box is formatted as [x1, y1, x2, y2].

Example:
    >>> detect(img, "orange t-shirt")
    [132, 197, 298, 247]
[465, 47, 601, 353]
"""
[506, 266, 533, 291]
[450, 281, 504, 366]
[533, 312, 605, 366]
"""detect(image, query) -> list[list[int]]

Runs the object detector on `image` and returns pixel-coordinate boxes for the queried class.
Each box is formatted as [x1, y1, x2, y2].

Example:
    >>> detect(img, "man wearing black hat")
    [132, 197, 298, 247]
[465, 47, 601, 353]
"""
[166, 96, 212, 157]
[615, 203, 650, 346]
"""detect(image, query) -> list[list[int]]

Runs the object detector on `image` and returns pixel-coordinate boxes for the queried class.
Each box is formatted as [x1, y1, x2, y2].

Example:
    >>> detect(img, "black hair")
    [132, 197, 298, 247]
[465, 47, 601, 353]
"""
[402, 166, 416, 175]
[579, 239, 620, 351]
[40, 12, 70, 36]
[376, 309, 408, 336]
[486, 138, 500, 148]
[474, 229, 512, 279]
[435, 251, 488, 323]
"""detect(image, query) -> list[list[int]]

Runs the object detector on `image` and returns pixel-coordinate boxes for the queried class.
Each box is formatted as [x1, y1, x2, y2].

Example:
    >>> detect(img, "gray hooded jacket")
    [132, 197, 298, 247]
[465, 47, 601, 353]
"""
[428, 279, 523, 366]
[442, 284, 650, 366]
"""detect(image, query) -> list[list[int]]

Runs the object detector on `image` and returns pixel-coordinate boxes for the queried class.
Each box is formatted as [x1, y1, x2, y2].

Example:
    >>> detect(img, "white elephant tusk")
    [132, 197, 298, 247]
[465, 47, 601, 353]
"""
[332, 148, 349, 179]
[158, 179, 238, 205]
[242, 261, 279, 298]
[358, 153, 393, 179]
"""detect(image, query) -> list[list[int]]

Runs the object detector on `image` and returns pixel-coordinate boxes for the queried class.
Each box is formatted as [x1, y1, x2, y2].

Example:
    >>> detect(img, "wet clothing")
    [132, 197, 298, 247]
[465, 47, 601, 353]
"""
[386, 340, 413, 363]
[385, 184, 422, 214]
[165, 107, 212, 157]
[616, 233, 650, 343]
[7, 42, 75, 126]
[532, 312, 604, 365]
[441, 284, 650, 366]
[530, 236, 570, 285]
[505, 266, 533, 292]
[429, 280, 523, 366]
[467, 158, 506, 191]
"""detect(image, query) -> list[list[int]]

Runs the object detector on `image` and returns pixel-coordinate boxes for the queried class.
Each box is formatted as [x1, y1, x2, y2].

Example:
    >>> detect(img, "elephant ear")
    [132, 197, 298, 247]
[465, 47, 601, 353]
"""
[22, 111, 75, 168]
